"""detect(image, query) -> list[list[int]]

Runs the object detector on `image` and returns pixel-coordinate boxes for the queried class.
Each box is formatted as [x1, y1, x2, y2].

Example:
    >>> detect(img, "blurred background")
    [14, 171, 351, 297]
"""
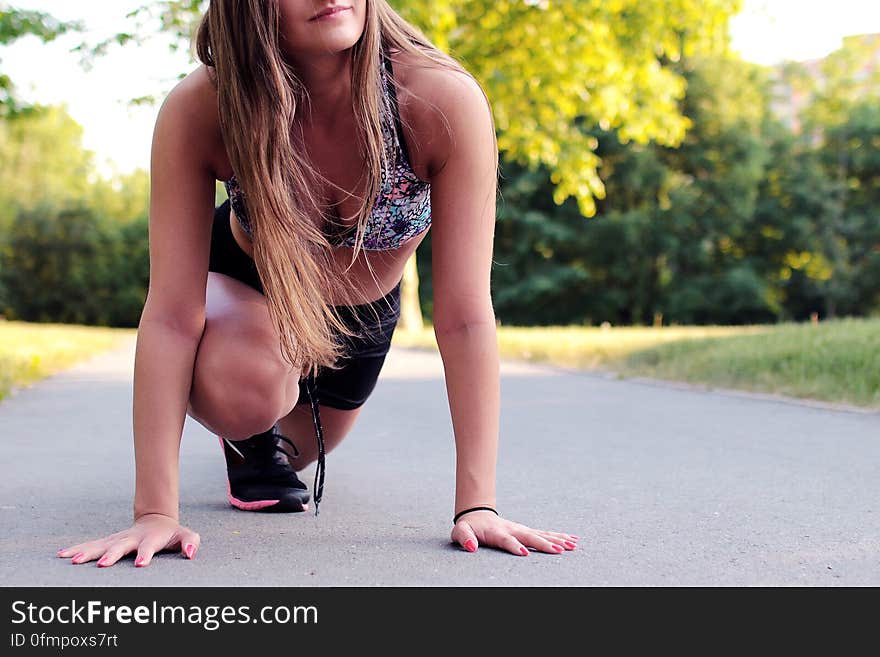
[0, 1, 877, 409]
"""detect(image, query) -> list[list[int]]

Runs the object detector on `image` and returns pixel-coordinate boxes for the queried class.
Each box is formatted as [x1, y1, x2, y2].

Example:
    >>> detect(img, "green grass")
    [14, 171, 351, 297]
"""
[617, 317, 880, 408]
[393, 317, 880, 409]
[392, 323, 768, 368]
[0, 320, 133, 402]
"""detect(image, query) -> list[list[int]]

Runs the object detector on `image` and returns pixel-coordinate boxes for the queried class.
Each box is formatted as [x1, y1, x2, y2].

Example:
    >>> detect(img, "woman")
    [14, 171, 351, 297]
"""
[57, 0, 578, 568]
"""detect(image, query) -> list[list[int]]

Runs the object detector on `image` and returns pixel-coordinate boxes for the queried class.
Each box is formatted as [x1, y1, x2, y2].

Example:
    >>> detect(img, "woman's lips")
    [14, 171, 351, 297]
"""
[310, 7, 352, 22]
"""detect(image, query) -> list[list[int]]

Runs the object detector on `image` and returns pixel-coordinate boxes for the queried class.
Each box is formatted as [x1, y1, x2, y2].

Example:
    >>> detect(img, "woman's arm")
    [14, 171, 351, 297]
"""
[426, 69, 578, 556]
[132, 323, 203, 521]
[427, 73, 500, 516]
[133, 71, 218, 522]
[58, 68, 218, 567]
[434, 322, 499, 512]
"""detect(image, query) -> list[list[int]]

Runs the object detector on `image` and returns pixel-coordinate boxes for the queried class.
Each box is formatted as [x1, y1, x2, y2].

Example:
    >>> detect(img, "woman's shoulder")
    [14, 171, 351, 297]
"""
[388, 48, 481, 99]
[159, 64, 219, 123]
[155, 64, 228, 179]
[387, 48, 492, 179]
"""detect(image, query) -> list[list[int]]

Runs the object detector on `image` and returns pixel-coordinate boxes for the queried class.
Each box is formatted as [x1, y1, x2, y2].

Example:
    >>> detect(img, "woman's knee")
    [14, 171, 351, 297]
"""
[189, 326, 298, 439]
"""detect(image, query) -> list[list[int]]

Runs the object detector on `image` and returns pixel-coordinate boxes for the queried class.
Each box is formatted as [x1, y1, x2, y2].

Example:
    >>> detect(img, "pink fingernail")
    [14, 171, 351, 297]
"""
[464, 539, 477, 552]
[552, 544, 564, 553]
[97, 558, 109, 567]
[71, 552, 84, 563]
[184, 544, 195, 559]
[519, 547, 529, 556]
[135, 556, 145, 567]
[564, 541, 576, 549]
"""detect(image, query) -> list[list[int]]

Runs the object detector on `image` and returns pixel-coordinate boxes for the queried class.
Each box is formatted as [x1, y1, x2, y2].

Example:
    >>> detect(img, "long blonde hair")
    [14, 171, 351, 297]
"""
[195, 1, 498, 379]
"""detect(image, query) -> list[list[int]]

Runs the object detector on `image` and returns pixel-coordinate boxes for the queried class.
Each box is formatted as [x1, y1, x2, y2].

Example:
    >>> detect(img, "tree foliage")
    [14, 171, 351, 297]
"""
[0, 203, 149, 326]
[0, 104, 149, 324]
[391, 0, 741, 217]
[417, 45, 880, 327]
[0, 5, 81, 115]
[107, 0, 740, 218]
[4, 2, 876, 328]
[0, 104, 94, 227]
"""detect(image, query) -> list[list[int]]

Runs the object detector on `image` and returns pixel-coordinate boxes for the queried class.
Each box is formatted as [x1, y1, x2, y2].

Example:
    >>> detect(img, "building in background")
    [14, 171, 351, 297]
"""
[768, 32, 880, 134]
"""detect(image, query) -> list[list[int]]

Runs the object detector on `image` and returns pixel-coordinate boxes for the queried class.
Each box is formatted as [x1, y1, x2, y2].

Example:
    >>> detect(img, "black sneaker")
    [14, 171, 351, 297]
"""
[218, 425, 310, 512]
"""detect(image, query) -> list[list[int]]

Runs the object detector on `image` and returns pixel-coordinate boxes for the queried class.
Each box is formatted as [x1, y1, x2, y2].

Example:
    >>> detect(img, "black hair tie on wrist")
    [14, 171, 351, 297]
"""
[453, 506, 499, 525]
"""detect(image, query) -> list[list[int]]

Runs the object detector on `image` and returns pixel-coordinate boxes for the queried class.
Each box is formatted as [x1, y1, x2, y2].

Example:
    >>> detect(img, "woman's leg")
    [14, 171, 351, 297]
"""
[186, 199, 363, 445]
[186, 272, 377, 449]
[192, 200, 401, 486]
[185, 271, 302, 439]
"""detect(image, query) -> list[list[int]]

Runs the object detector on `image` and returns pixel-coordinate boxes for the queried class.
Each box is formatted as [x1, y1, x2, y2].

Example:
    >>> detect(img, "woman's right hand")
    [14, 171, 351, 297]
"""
[57, 513, 201, 568]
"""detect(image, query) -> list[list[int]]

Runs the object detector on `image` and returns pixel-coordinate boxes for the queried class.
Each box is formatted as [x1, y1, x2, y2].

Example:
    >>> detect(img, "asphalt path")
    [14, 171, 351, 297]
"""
[1, 334, 877, 586]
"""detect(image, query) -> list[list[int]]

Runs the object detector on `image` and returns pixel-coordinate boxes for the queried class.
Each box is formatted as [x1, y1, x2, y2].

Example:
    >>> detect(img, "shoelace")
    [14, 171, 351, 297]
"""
[271, 431, 300, 460]
[304, 371, 326, 516]
[223, 430, 300, 484]
[264, 430, 301, 484]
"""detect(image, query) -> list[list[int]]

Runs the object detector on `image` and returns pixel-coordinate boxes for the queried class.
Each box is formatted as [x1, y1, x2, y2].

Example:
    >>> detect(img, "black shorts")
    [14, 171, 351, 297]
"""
[208, 199, 402, 411]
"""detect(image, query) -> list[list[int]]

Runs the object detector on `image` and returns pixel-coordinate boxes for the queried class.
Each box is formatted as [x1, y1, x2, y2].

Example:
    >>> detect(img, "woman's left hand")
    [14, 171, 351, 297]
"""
[451, 510, 580, 556]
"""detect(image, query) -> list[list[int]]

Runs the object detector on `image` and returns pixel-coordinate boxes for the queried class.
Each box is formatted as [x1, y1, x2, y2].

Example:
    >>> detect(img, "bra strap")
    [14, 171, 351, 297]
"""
[381, 48, 413, 164]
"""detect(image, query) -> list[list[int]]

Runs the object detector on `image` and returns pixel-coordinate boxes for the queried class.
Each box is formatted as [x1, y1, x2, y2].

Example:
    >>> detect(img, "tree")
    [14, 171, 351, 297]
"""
[85, 169, 151, 227]
[476, 52, 816, 327]
[750, 121, 835, 321]
[819, 102, 880, 316]
[393, 0, 740, 216]
[0, 6, 80, 116]
[95, 1, 742, 327]
[0, 203, 149, 326]
[783, 34, 880, 317]
[0, 104, 95, 228]
[651, 54, 777, 324]
[396, 0, 741, 327]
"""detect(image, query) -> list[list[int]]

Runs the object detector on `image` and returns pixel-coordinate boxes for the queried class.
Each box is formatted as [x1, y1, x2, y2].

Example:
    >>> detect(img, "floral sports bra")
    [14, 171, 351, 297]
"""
[223, 53, 432, 251]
